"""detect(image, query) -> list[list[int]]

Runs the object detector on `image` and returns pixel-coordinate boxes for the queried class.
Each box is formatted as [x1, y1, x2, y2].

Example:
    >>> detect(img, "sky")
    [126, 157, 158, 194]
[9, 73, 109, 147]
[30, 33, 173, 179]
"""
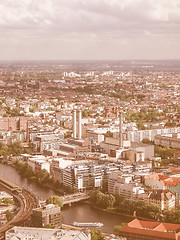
[0, 0, 180, 61]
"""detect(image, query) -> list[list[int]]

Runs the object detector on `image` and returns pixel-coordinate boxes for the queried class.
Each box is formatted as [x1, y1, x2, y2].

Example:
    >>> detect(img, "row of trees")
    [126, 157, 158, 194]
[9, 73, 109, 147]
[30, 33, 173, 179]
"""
[154, 145, 175, 160]
[142, 138, 178, 166]
[113, 223, 126, 235]
[3, 107, 24, 117]
[90, 191, 161, 220]
[115, 196, 160, 220]
[164, 209, 180, 224]
[0, 141, 30, 156]
[13, 160, 74, 194]
[13, 159, 51, 186]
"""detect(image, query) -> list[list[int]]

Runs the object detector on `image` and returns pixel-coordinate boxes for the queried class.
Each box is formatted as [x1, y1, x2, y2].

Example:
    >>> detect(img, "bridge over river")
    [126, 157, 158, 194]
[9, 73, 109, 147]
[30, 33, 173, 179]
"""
[62, 192, 90, 206]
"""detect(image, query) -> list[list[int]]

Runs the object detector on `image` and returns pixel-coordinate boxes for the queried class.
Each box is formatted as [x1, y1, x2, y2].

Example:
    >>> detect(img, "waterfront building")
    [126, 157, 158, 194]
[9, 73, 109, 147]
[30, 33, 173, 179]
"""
[108, 172, 145, 199]
[27, 155, 51, 173]
[119, 218, 180, 240]
[31, 204, 62, 228]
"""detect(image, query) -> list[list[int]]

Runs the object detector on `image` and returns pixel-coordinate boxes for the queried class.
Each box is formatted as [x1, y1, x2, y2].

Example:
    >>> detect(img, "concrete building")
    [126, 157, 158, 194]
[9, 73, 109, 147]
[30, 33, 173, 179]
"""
[100, 137, 130, 158]
[108, 172, 145, 199]
[154, 134, 180, 149]
[114, 127, 180, 143]
[31, 204, 62, 228]
[34, 134, 63, 153]
[52, 161, 120, 191]
[130, 142, 154, 159]
[121, 149, 145, 163]
[86, 129, 105, 143]
[27, 155, 50, 173]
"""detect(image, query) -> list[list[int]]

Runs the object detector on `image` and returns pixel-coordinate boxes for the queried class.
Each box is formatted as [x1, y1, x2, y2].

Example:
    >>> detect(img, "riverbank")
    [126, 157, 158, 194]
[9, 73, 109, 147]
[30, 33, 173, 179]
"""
[0, 163, 133, 233]
[3, 161, 67, 195]
[85, 200, 158, 222]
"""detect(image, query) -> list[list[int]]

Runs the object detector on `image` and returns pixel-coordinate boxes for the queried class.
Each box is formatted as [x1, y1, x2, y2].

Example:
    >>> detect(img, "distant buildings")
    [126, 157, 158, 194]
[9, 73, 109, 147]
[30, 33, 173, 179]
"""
[154, 134, 180, 149]
[113, 127, 180, 143]
[0, 117, 31, 131]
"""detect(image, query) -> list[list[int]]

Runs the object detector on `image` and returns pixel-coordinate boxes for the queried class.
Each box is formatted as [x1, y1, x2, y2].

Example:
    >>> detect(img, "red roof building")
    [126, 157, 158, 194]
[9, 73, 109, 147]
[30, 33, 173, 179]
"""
[119, 219, 180, 240]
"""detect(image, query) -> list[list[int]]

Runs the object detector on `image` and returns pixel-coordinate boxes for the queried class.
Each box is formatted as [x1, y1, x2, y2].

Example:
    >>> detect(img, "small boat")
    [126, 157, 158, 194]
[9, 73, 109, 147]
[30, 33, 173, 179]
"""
[72, 222, 103, 227]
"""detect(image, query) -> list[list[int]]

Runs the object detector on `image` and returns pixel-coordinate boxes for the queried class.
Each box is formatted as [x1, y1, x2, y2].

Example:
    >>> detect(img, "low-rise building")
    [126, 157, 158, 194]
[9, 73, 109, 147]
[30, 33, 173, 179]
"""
[5, 227, 91, 240]
[119, 218, 180, 240]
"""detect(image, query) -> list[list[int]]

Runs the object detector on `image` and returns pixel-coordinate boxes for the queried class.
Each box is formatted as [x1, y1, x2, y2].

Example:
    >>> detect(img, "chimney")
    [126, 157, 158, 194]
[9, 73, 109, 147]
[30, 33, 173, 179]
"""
[78, 110, 82, 139]
[73, 110, 77, 138]
[8, 117, 10, 131]
[119, 111, 123, 148]
[27, 121, 29, 144]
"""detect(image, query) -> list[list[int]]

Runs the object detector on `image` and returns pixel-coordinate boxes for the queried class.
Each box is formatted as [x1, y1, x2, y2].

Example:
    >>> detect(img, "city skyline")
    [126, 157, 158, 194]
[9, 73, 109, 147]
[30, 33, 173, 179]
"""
[0, 0, 180, 61]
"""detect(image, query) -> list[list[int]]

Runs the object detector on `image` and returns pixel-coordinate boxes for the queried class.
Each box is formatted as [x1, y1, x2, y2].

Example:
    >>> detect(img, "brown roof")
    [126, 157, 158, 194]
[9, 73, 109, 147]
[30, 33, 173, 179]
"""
[119, 219, 180, 240]
[120, 225, 178, 239]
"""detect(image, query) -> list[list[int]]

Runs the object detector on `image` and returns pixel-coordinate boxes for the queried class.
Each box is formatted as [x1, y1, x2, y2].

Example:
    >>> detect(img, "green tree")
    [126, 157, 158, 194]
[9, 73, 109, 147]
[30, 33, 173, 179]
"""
[90, 190, 104, 207]
[113, 223, 126, 235]
[104, 131, 113, 138]
[46, 196, 63, 207]
[6, 210, 13, 221]
[91, 229, 104, 240]
[102, 194, 115, 209]
[3, 198, 14, 205]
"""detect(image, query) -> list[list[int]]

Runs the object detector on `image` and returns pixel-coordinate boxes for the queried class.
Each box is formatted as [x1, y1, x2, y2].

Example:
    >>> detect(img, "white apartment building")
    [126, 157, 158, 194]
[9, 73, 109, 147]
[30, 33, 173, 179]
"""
[108, 172, 145, 199]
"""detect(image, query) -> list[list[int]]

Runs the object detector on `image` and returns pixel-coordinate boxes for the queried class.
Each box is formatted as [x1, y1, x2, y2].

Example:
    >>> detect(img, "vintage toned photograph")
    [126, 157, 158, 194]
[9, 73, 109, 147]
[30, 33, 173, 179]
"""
[0, 0, 180, 239]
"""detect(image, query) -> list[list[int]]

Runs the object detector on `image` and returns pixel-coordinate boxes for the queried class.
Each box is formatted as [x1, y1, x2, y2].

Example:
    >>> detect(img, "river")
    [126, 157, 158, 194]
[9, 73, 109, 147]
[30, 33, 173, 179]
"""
[0, 163, 132, 233]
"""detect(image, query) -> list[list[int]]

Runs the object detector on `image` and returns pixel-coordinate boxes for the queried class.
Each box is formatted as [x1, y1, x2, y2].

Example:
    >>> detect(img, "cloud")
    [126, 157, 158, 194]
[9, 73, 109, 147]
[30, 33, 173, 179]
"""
[0, 0, 179, 60]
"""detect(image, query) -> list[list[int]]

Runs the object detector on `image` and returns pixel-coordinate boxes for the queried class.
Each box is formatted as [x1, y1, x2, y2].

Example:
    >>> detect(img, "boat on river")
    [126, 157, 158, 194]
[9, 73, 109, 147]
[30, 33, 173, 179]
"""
[73, 222, 103, 227]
